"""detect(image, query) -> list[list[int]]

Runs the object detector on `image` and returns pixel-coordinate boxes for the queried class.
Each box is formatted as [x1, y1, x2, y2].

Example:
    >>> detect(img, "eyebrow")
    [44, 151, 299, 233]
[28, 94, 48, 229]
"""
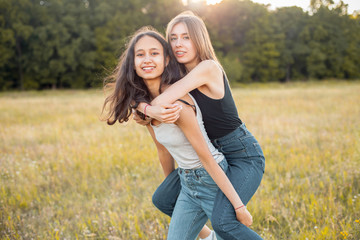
[135, 47, 161, 52]
[170, 33, 188, 36]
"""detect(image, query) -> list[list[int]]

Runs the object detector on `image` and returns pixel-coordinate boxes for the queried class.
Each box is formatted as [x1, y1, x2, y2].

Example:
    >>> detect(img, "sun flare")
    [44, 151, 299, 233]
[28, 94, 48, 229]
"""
[182, 0, 223, 5]
[206, 0, 223, 5]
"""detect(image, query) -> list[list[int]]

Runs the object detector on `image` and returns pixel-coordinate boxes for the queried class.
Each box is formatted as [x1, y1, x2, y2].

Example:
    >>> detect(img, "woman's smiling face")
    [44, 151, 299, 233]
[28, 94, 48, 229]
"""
[134, 35, 166, 81]
[169, 22, 200, 71]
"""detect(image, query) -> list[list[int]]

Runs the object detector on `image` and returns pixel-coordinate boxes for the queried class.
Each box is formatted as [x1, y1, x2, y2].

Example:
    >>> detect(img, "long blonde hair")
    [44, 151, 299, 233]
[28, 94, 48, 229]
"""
[166, 11, 220, 65]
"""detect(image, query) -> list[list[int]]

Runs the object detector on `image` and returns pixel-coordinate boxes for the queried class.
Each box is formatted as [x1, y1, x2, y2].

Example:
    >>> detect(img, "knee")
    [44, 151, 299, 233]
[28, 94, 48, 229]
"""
[152, 189, 173, 217]
[152, 189, 166, 211]
[211, 213, 240, 237]
[151, 190, 161, 209]
[211, 214, 224, 235]
[152, 169, 181, 217]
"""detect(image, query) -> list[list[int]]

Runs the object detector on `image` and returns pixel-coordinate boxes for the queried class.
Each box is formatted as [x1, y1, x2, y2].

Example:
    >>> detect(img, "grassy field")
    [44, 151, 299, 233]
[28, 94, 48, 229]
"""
[0, 81, 359, 239]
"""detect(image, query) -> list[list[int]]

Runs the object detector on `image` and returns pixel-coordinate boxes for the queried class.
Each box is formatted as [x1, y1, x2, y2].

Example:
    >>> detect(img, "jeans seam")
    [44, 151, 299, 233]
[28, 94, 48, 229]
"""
[219, 137, 247, 155]
[218, 164, 253, 238]
[216, 127, 247, 146]
[185, 210, 203, 240]
[217, 200, 233, 233]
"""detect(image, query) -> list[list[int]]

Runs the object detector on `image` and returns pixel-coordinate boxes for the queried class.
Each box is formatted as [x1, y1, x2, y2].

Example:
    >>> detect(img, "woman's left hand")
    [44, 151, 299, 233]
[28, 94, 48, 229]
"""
[235, 207, 253, 227]
[133, 110, 151, 125]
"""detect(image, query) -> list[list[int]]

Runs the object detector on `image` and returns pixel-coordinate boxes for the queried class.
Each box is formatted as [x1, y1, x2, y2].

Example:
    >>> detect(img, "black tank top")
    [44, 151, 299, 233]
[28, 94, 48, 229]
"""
[190, 74, 242, 140]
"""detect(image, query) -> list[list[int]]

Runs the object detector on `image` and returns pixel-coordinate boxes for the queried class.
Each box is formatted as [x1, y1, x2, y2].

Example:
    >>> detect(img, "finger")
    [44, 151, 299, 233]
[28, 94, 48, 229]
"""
[160, 103, 179, 109]
[169, 114, 180, 122]
[135, 119, 147, 125]
[160, 112, 179, 120]
[135, 119, 144, 124]
[162, 114, 180, 123]
[163, 116, 179, 124]
[165, 112, 180, 120]
[133, 114, 139, 120]
[161, 109, 181, 120]
[162, 105, 182, 114]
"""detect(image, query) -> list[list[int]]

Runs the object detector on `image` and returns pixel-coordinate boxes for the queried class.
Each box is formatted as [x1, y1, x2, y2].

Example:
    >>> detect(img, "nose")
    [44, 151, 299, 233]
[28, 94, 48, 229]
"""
[144, 54, 151, 63]
[175, 38, 182, 47]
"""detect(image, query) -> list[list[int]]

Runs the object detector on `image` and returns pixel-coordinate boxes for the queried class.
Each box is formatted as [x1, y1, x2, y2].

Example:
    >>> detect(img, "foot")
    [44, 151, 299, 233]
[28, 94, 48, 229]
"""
[200, 230, 217, 240]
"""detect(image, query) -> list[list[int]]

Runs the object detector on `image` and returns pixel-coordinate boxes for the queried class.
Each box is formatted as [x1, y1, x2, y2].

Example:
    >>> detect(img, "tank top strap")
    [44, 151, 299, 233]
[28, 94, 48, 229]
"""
[176, 99, 196, 113]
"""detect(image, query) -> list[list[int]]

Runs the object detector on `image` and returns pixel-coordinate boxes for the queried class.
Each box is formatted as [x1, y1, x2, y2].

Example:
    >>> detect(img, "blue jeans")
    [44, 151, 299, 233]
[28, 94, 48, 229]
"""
[167, 160, 228, 240]
[210, 123, 265, 239]
[152, 123, 265, 239]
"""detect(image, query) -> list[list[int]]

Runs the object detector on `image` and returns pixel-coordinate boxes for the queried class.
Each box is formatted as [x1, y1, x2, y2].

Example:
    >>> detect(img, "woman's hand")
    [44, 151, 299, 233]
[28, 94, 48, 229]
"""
[147, 104, 182, 123]
[133, 110, 151, 125]
[235, 207, 253, 227]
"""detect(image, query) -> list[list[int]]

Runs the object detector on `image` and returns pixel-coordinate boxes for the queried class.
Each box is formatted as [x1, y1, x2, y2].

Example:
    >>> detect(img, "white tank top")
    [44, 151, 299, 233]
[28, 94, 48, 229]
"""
[151, 94, 224, 169]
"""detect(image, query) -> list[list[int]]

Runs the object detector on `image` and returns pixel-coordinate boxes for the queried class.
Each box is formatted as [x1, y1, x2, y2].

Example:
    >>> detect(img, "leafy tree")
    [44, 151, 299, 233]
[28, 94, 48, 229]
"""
[300, 4, 358, 79]
[0, 0, 359, 90]
[26, 0, 97, 89]
[0, 0, 34, 90]
[240, 2, 283, 82]
[273, 7, 309, 81]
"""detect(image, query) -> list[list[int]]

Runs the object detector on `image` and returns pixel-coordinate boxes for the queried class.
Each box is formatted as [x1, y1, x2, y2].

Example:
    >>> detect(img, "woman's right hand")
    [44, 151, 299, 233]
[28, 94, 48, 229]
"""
[235, 207, 253, 227]
[147, 104, 182, 123]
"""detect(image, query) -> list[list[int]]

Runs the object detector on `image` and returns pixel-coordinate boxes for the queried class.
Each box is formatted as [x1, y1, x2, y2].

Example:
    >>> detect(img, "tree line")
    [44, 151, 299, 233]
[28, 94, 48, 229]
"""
[0, 0, 359, 90]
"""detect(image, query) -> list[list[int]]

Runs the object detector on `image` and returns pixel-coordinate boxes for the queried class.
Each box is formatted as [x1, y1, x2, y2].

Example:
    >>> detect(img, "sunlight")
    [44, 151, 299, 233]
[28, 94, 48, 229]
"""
[206, 0, 223, 5]
[182, 0, 223, 5]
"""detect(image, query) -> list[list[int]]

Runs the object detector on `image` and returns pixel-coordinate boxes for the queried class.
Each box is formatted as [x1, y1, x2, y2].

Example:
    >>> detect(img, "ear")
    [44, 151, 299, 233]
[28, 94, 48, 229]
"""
[165, 56, 170, 67]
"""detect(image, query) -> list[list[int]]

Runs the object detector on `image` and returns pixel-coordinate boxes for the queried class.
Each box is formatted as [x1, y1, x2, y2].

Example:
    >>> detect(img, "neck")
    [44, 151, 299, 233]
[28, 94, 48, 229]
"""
[185, 58, 201, 72]
[143, 79, 160, 99]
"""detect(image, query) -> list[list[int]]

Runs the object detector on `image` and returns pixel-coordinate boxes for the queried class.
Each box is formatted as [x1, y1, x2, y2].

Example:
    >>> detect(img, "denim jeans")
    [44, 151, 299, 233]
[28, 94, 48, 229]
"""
[210, 123, 265, 239]
[152, 123, 265, 239]
[167, 160, 228, 240]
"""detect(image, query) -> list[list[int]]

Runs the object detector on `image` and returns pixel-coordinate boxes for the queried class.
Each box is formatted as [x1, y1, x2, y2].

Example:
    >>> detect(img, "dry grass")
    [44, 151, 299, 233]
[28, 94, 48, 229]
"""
[0, 81, 359, 239]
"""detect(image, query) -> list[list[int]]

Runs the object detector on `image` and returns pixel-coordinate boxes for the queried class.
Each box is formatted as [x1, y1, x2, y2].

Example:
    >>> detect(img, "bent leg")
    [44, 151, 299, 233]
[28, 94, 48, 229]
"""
[212, 157, 264, 240]
[167, 191, 208, 240]
[152, 169, 181, 217]
[152, 169, 214, 237]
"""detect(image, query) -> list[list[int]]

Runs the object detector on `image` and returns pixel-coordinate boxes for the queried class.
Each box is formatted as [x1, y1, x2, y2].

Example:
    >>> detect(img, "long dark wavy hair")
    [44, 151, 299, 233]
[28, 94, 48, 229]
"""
[102, 26, 182, 125]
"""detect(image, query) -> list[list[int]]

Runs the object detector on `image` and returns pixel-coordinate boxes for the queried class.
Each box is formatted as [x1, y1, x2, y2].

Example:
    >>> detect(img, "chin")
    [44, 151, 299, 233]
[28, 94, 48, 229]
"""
[176, 58, 188, 64]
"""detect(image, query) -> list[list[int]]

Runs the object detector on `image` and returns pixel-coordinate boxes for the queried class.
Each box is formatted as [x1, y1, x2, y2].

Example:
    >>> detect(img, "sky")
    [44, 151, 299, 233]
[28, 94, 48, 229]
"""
[202, 0, 360, 14]
[250, 0, 360, 13]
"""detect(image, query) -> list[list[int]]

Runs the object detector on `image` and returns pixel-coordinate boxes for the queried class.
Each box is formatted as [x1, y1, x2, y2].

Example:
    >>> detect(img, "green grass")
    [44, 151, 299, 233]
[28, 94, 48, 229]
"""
[1, 82, 359, 239]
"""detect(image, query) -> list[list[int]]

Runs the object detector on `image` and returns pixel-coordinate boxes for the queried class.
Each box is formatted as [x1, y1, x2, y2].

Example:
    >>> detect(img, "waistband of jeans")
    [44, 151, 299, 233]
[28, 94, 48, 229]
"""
[178, 159, 227, 176]
[211, 122, 246, 146]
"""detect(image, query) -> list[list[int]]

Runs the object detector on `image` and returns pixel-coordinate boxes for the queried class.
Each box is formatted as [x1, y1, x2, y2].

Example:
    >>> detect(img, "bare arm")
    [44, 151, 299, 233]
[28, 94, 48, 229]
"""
[152, 60, 223, 105]
[146, 125, 175, 177]
[136, 102, 182, 124]
[175, 99, 242, 206]
[136, 60, 222, 123]
[175, 97, 252, 226]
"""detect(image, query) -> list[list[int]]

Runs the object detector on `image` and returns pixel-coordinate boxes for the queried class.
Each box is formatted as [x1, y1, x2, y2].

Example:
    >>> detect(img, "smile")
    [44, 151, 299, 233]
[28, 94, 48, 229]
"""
[142, 67, 155, 71]
[175, 51, 186, 56]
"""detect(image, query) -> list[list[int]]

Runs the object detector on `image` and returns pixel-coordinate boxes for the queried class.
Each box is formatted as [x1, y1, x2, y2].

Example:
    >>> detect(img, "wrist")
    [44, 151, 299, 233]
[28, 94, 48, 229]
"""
[144, 104, 151, 118]
[145, 105, 155, 118]
[234, 204, 245, 211]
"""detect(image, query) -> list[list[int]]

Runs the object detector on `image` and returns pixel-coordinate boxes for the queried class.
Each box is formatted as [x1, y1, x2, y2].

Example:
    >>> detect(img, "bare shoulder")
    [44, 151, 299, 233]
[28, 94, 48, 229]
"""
[197, 60, 223, 77]
[174, 94, 197, 125]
